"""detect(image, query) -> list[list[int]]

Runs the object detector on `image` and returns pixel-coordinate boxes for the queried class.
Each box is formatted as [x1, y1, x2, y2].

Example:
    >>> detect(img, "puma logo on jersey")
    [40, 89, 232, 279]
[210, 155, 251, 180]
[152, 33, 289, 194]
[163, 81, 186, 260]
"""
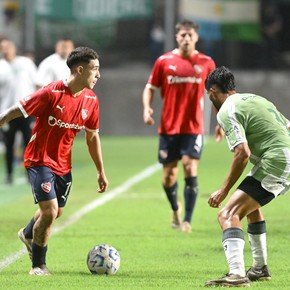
[56, 105, 65, 112]
[169, 65, 177, 71]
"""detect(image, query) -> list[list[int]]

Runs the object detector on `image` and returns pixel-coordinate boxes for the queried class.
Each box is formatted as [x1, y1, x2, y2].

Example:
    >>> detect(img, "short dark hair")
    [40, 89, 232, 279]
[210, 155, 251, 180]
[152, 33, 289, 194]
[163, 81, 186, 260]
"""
[175, 20, 199, 33]
[205, 66, 236, 93]
[66, 47, 99, 69]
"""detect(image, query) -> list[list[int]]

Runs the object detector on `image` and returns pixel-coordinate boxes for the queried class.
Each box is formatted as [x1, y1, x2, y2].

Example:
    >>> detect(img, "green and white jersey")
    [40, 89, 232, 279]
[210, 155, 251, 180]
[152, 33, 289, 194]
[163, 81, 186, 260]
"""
[217, 93, 290, 196]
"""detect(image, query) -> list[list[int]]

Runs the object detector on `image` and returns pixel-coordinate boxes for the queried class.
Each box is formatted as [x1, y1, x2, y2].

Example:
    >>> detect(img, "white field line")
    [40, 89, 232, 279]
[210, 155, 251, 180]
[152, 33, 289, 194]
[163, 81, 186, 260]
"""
[0, 163, 161, 271]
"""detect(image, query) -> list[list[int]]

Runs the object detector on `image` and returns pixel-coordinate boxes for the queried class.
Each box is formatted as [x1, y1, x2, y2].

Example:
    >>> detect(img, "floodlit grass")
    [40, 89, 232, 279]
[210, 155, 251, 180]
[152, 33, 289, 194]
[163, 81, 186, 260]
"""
[0, 136, 289, 289]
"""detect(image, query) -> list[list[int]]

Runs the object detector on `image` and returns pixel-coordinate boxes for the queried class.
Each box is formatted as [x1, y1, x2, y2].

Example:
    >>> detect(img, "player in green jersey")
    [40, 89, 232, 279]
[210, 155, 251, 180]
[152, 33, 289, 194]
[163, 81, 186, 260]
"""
[204, 66, 290, 287]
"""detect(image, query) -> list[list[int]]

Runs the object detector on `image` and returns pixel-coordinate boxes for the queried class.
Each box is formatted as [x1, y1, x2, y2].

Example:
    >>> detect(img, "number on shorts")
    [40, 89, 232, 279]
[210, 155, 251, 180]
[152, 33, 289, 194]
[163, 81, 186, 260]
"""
[61, 182, 72, 202]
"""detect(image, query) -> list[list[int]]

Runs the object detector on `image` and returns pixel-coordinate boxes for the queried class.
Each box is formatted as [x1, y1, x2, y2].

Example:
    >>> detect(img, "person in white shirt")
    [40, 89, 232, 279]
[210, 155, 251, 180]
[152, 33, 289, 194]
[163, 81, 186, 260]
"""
[36, 39, 74, 88]
[0, 38, 37, 184]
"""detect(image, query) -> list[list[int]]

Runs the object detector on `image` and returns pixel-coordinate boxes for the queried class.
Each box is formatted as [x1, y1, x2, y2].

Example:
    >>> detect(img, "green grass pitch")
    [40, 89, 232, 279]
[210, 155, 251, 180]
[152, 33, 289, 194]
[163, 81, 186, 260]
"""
[0, 136, 289, 289]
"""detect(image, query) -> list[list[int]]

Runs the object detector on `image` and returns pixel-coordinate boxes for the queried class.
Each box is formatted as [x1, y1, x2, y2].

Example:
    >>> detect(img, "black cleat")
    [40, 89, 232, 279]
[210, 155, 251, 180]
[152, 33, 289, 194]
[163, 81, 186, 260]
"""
[246, 265, 271, 281]
[205, 273, 250, 287]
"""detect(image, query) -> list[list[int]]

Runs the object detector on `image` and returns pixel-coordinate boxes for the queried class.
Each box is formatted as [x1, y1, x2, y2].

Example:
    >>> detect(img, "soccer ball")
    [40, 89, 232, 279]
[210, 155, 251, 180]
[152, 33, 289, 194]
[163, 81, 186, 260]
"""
[87, 244, 120, 275]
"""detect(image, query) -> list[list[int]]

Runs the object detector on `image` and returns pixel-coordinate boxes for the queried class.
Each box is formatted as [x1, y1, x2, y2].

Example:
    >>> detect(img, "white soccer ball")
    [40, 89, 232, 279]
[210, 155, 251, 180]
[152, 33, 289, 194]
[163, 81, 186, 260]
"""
[87, 244, 120, 275]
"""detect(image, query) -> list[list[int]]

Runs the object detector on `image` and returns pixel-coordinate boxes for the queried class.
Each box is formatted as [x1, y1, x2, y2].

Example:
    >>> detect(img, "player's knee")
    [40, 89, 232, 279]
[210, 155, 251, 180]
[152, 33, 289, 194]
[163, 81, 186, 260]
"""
[40, 208, 58, 225]
[163, 174, 176, 187]
[217, 208, 241, 227]
[217, 208, 232, 226]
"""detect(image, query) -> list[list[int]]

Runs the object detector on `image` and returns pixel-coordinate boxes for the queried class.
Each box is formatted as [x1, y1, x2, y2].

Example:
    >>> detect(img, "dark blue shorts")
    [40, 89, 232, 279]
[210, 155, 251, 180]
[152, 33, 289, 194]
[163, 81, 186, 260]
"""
[27, 166, 72, 208]
[158, 134, 203, 164]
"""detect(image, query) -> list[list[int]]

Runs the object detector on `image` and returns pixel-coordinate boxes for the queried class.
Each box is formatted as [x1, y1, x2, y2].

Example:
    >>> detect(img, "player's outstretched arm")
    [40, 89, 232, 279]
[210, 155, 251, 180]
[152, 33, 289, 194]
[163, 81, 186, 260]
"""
[208, 142, 250, 208]
[85, 130, 108, 193]
[0, 104, 23, 127]
[215, 124, 225, 142]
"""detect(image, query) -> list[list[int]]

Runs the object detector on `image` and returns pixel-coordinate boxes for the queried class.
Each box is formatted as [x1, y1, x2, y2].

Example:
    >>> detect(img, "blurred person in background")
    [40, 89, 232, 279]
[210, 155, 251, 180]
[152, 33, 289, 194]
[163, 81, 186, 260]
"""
[260, 0, 283, 68]
[205, 66, 290, 287]
[142, 20, 219, 233]
[0, 38, 37, 184]
[23, 51, 36, 63]
[36, 39, 74, 88]
[0, 46, 108, 275]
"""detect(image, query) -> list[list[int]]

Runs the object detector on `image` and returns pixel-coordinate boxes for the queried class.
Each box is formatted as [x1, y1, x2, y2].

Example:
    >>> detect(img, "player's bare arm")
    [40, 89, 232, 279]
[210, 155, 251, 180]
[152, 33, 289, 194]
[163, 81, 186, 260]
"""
[208, 142, 251, 208]
[215, 124, 225, 142]
[0, 104, 23, 127]
[142, 85, 155, 125]
[85, 130, 108, 193]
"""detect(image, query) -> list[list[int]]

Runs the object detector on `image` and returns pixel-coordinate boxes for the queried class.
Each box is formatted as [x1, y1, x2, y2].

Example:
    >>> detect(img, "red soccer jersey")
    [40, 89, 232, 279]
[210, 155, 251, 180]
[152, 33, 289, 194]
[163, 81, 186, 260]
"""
[147, 49, 215, 135]
[18, 80, 99, 175]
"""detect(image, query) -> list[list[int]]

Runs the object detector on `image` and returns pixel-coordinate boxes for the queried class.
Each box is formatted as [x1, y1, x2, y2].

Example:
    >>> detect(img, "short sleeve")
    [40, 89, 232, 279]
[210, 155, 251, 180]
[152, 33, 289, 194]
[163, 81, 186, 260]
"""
[208, 58, 216, 74]
[18, 87, 51, 118]
[217, 100, 247, 151]
[147, 57, 163, 89]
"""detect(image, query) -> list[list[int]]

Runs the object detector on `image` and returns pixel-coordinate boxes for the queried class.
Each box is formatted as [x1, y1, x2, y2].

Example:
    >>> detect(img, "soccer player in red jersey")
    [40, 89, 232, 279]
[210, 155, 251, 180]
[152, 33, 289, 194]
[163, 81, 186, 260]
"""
[143, 20, 218, 233]
[0, 47, 108, 275]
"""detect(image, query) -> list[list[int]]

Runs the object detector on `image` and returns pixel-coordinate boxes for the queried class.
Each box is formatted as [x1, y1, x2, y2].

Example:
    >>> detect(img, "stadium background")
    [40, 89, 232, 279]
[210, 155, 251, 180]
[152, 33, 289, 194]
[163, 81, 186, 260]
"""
[0, 0, 290, 135]
[1, 1, 290, 287]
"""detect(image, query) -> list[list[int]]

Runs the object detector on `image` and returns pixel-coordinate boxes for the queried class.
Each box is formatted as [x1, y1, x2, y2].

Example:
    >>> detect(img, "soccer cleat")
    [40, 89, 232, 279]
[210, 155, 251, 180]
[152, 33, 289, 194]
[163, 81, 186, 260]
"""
[180, 221, 192, 233]
[18, 228, 32, 260]
[246, 265, 271, 281]
[171, 201, 182, 229]
[205, 273, 251, 287]
[29, 265, 51, 276]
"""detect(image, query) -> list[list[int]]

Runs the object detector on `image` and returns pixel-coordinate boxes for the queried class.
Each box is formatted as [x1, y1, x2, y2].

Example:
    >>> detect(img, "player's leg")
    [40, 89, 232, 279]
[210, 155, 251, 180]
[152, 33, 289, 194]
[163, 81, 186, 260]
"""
[19, 206, 65, 259]
[162, 162, 180, 227]
[180, 156, 199, 233]
[22, 210, 40, 239]
[158, 135, 181, 228]
[30, 198, 58, 275]
[30, 172, 72, 275]
[239, 175, 276, 281]
[19, 166, 44, 256]
[18, 166, 57, 274]
[246, 209, 271, 281]
[180, 134, 203, 232]
[205, 189, 260, 287]
[19, 169, 71, 265]
[18, 209, 40, 260]
[29, 171, 72, 274]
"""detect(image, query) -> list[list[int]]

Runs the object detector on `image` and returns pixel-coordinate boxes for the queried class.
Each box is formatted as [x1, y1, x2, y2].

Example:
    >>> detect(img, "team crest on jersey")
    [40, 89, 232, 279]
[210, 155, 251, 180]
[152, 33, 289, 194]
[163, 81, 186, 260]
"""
[81, 109, 88, 120]
[168, 65, 177, 71]
[193, 64, 203, 74]
[41, 182, 51, 193]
